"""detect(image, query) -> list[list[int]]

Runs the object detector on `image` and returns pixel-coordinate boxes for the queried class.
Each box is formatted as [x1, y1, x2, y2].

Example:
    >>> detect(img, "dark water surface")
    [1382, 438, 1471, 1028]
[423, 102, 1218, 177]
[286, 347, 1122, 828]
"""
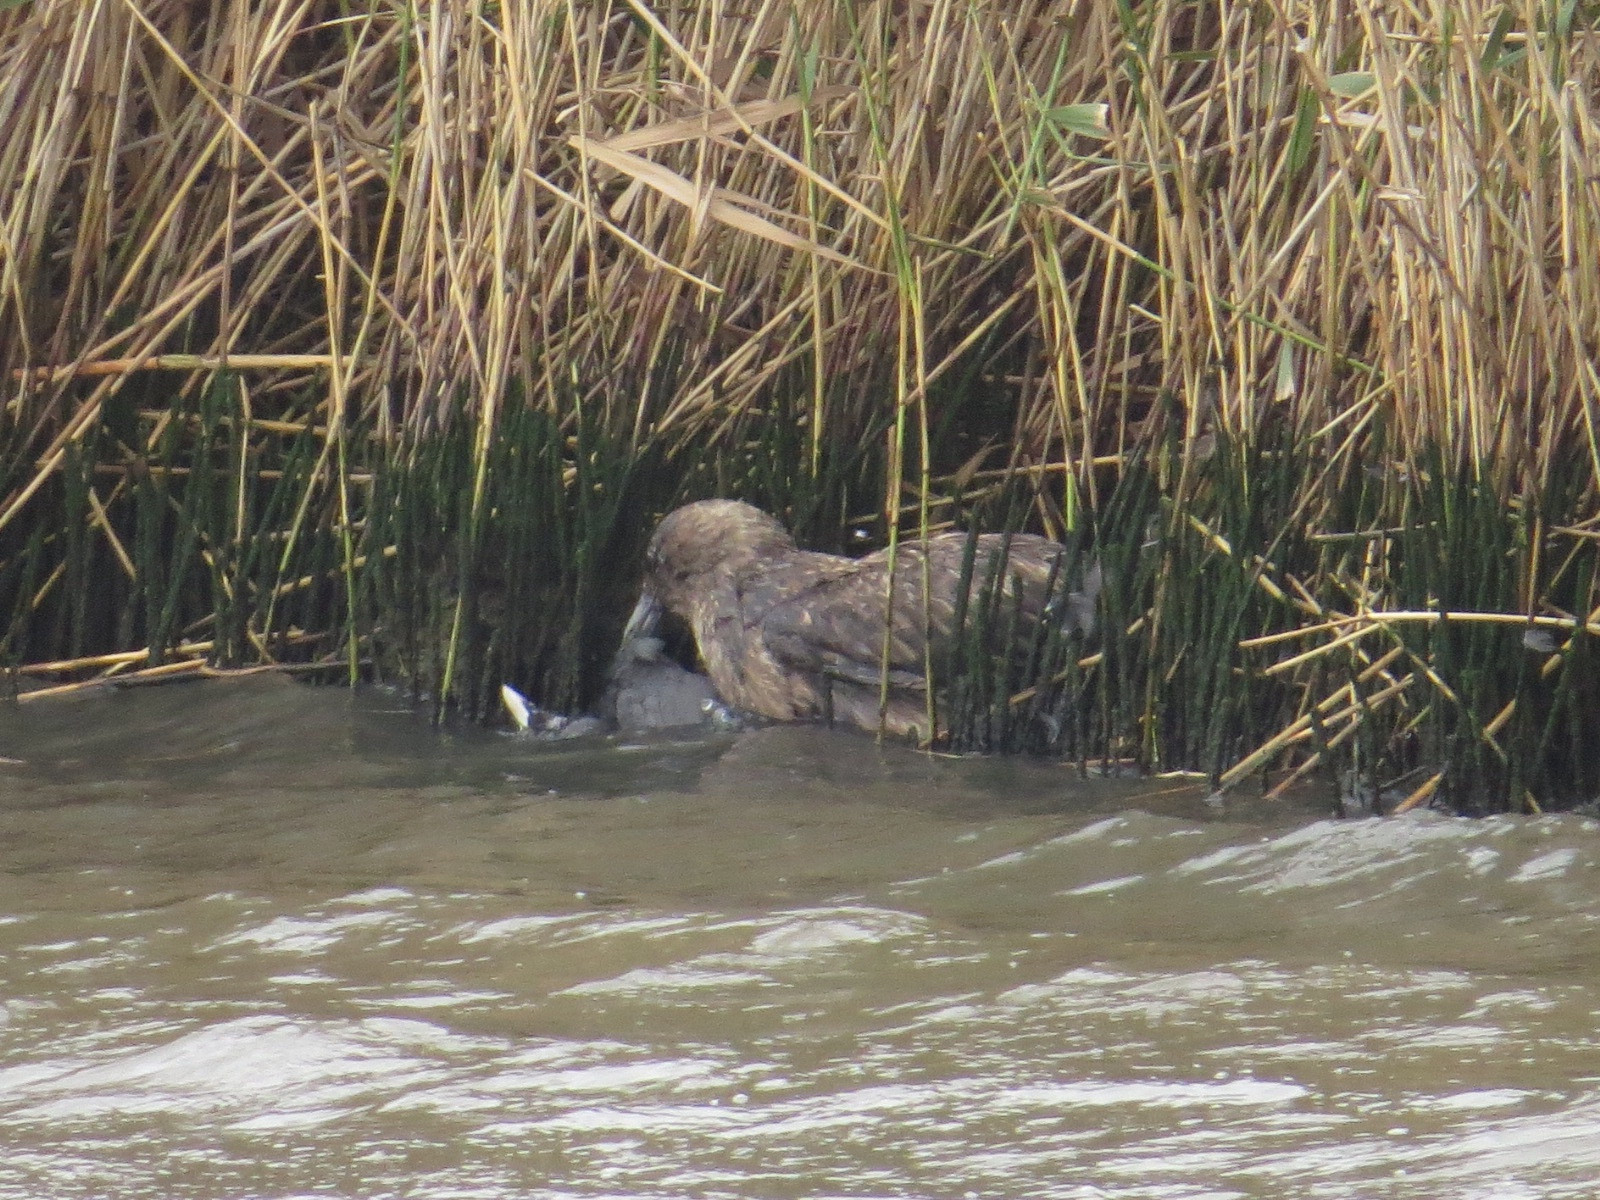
[1, 676, 1597, 1199]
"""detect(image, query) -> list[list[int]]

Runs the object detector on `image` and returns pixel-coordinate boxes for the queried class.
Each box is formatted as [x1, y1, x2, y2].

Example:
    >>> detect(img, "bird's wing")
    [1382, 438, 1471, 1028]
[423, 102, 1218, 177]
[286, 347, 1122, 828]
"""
[745, 535, 1095, 692]
[922, 533, 1104, 638]
[746, 553, 934, 689]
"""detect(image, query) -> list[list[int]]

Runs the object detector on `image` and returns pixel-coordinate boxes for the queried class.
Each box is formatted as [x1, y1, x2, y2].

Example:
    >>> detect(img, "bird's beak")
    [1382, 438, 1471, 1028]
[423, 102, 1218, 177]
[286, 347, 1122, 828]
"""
[622, 590, 663, 645]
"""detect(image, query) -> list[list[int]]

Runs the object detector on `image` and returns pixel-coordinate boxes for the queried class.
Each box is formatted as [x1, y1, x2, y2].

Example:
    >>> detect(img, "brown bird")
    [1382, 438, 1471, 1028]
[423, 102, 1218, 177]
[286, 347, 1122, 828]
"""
[622, 499, 1101, 741]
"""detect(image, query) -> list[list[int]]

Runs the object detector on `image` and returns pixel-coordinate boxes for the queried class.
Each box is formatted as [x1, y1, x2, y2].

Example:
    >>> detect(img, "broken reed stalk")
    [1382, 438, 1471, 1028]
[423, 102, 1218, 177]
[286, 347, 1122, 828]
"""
[10, 356, 351, 383]
[1244, 611, 1600, 650]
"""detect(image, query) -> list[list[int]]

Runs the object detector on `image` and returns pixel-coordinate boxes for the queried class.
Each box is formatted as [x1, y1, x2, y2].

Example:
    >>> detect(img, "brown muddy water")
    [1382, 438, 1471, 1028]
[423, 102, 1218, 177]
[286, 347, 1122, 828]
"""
[1, 676, 1597, 1199]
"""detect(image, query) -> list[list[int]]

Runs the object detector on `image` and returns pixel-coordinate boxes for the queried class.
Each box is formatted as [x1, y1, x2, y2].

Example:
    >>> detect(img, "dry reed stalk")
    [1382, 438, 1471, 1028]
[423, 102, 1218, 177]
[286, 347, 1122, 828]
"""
[6, 1, 1591, 475]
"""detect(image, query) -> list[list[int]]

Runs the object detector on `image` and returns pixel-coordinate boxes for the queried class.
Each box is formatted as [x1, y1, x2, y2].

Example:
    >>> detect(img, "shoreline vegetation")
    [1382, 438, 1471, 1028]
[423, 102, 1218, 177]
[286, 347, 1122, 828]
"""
[2, 1, 1598, 812]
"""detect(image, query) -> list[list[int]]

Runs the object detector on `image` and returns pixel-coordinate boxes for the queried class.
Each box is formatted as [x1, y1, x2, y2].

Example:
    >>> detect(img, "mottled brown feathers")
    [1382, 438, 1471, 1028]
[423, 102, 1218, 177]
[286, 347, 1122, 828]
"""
[625, 499, 1100, 740]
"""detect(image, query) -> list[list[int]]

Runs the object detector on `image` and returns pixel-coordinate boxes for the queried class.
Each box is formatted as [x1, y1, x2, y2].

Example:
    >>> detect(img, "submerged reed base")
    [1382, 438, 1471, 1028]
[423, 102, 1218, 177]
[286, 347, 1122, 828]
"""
[1087, 434, 1599, 815]
[2, 377, 1594, 815]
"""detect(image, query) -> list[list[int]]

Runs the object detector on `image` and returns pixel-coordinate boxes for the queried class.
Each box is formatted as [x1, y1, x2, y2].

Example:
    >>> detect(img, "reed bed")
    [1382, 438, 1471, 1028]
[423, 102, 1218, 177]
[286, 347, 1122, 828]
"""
[2, 0, 1598, 810]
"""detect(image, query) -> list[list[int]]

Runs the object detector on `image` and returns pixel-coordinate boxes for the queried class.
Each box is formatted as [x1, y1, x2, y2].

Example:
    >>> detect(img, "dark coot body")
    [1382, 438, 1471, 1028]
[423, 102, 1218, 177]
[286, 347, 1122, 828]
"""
[501, 632, 727, 739]
[603, 633, 726, 733]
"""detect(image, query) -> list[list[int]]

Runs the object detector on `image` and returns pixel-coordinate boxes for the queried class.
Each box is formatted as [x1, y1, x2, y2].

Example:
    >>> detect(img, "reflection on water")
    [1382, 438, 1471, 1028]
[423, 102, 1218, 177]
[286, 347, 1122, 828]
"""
[1, 677, 1598, 1199]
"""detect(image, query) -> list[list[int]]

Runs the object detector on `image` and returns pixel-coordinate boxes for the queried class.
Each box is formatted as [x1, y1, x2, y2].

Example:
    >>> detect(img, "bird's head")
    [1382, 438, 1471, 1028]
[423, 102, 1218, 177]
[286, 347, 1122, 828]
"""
[623, 499, 797, 641]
